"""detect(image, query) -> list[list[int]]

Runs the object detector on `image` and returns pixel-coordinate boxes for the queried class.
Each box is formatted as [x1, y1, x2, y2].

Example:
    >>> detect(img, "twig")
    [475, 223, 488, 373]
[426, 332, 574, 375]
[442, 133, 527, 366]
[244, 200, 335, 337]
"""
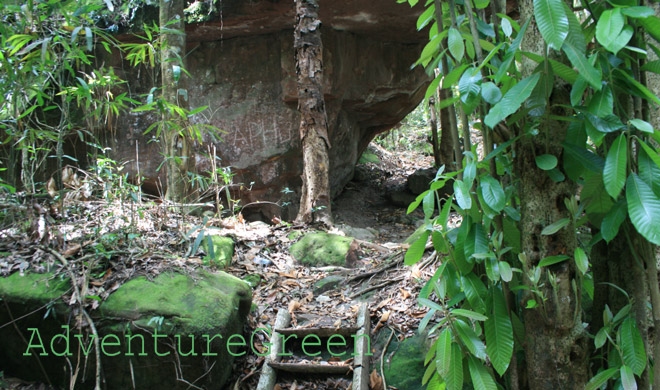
[381, 328, 395, 390]
[2, 300, 52, 387]
[349, 277, 404, 299]
[347, 255, 403, 283]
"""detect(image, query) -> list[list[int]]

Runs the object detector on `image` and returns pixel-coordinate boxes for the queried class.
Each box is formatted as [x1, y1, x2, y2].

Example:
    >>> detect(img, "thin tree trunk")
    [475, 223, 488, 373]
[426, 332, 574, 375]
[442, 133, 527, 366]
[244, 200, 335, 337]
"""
[160, 0, 191, 202]
[294, 0, 332, 225]
[429, 98, 441, 167]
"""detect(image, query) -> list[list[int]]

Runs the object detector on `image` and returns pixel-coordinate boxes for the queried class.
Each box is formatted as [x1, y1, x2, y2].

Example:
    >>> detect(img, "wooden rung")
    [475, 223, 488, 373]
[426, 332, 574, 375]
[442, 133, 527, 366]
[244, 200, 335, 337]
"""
[268, 362, 352, 375]
[274, 326, 359, 338]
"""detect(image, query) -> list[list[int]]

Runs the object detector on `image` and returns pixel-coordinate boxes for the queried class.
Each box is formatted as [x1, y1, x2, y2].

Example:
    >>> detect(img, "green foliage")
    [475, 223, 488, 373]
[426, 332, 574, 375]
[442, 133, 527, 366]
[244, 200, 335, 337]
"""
[398, 0, 660, 387]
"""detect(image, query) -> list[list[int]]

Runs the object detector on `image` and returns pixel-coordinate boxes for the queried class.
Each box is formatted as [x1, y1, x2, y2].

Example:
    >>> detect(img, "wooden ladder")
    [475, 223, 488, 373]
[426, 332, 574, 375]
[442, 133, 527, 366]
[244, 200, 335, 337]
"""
[256, 303, 371, 390]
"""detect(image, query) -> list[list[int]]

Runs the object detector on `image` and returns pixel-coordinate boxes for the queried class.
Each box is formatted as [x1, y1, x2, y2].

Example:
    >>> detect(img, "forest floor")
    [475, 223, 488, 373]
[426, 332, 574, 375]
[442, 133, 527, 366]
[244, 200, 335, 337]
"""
[0, 124, 448, 390]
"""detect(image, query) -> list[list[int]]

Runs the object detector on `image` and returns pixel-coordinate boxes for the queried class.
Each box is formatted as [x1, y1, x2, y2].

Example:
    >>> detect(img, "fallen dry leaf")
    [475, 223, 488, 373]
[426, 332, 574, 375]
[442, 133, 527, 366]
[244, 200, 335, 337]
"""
[370, 369, 384, 390]
[379, 310, 391, 323]
[399, 288, 411, 300]
[288, 300, 301, 313]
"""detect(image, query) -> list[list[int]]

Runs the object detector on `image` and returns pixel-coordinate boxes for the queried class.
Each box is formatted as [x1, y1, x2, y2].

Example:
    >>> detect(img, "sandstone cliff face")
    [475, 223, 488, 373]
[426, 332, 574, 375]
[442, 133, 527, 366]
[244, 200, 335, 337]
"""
[109, 1, 429, 220]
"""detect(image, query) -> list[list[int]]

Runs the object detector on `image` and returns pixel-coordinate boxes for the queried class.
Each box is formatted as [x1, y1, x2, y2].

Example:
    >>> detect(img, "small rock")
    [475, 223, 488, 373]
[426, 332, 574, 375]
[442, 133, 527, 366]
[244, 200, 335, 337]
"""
[289, 232, 354, 267]
[313, 275, 345, 295]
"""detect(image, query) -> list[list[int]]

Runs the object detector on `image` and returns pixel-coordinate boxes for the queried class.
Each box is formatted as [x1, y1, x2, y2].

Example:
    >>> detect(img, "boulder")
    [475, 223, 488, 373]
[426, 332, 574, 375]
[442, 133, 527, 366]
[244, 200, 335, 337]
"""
[105, 1, 431, 220]
[0, 270, 252, 389]
[202, 234, 235, 268]
[289, 232, 354, 267]
[375, 332, 431, 390]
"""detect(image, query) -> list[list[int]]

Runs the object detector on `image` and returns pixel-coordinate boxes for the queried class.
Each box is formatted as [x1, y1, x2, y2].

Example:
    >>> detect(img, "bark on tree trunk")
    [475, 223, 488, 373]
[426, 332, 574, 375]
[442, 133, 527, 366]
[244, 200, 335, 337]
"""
[294, 0, 332, 225]
[516, 0, 589, 387]
[160, 0, 191, 202]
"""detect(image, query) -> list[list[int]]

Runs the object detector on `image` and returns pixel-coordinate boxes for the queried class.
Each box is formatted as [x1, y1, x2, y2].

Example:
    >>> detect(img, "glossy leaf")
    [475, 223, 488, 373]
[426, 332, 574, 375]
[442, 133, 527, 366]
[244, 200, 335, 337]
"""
[446, 344, 464, 390]
[626, 174, 660, 245]
[562, 42, 602, 90]
[436, 328, 452, 378]
[485, 287, 514, 376]
[574, 247, 589, 275]
[454, 180, 472, 210]
[481, 82, 502, 104]
[448, 27, 465, 62]
[620, 317, 647, 375]
[541, 218, 570, 235]
[538, 255, 570, 267]
[480, 175, 506, 212]
[620, 365, 637, 390]
[601, 199, 627, 243]
[603, 133, 628, 199]
[405, 230, 431, 265]
[533, 0, 569, 50]
[535, 154, 558, 170]
[468, 356, 497, 390]
[586, 368, 619, 390]
[456, 319, 487, 360]
[639, 146, 660, 196]
[596, 9, 624, 50]
[485, 73, 541, 128]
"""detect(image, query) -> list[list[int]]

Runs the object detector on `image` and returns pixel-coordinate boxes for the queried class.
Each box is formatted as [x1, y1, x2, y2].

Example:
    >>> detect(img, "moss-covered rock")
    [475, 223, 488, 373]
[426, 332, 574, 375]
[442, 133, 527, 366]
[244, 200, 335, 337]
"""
[289, 233, 354, 267]
[0, 270, 252, 390]
[376, 333, 430, 390]
[244, 274, 262, 288]
[313, 275, 345, 295]
[202, 235, 234, 268]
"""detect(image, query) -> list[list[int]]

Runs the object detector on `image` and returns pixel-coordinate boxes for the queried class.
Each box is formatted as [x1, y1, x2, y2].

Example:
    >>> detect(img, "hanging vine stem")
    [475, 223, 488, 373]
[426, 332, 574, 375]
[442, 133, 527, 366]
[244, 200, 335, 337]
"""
[433, 0, 463, 178]
[448, 0, 473, 155]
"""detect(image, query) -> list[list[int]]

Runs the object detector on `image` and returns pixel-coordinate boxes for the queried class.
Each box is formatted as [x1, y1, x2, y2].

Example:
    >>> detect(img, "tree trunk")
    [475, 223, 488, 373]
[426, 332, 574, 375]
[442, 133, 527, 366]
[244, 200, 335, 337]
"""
[160, 0, 191, 202]
[294, 0, 332, 225]
[516, 0, 589, 387]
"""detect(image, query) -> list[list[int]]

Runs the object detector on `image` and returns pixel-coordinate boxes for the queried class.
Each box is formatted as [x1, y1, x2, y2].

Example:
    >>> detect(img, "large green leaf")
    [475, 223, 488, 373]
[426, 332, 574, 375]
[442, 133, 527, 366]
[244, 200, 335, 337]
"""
[436, 328, 452, 378]
[639, 16, 660, 44]
[479, 175, 506, 212]
[481, 82, 502, 104]
[561, 143, 605, 172]
[535, 154, 558, 171]
[468, 356, 497, 390]
[639, 146, 660, 197]
[464, 223, 489, 260]
[587, 86, 613, 117]
[620, 365, 637, 390]
[626, 174, 660, 245]
[601, 199, 627, 243]
[448, 27, 465, 63]
[584, 113, 625, 133]
[456, 319, 487, 360]
[562, 42, 602, 90]
[596, 8, 624, 51]
[574, 247, 589, 275]
[533, 0, 568, 50]
[485, 287, 514, 376]
[484, 73, 541, 128]
[603, 133, 627, 199]
[461, 274, 488, 314]
[585, 368, 619, 390]
[454, 180, 472, 210]
[541, 218, 570, 235]
[405, 230, 431, 265]
[641, 60, 660, 75]
[458, 68, 482, 102]
[446, 344, 464, 390]
[620, 317, 647, 375]
[563, 2, 586, 54]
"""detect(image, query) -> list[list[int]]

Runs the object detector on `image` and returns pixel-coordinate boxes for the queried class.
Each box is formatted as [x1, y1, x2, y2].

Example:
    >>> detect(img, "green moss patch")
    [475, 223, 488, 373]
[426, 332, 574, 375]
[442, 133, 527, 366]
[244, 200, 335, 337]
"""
[289, 233, 353, 267]
[0, 272, 70, 303]
[377, 333, 430, 390]
[202, 235, 234, 268]
[100, 270, 251, 334]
